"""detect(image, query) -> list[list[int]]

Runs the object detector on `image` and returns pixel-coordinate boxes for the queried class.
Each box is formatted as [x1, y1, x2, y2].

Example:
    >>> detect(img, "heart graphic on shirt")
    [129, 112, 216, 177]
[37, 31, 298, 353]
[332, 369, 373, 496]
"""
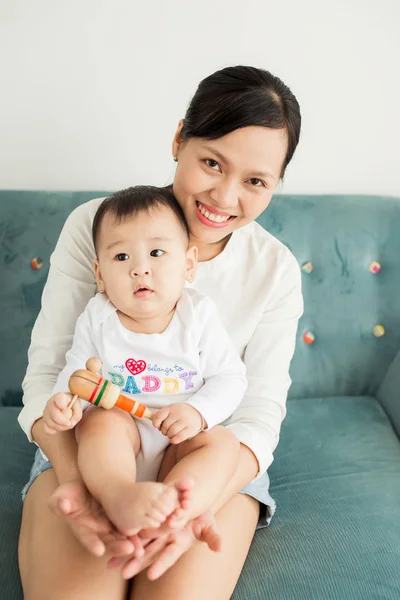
[125, 358, 147, 376]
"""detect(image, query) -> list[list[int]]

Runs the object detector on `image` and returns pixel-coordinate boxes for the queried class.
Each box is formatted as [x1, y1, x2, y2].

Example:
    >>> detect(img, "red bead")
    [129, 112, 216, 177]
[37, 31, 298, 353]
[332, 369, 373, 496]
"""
[369, 261, 381, 274]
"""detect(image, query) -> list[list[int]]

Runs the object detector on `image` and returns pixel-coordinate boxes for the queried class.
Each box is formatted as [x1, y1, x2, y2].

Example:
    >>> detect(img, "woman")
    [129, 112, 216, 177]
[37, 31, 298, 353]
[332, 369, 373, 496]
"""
[18, 65, 302, 599]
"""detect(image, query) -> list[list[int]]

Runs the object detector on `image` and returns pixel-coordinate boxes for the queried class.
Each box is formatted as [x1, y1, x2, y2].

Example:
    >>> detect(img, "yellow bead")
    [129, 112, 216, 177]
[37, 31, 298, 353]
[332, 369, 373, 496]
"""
[372, 325, 385, 337]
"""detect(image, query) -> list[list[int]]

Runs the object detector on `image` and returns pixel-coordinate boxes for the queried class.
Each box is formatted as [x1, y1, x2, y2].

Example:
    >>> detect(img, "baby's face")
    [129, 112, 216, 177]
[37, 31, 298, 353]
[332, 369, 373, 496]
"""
[94, 205, 196, 320]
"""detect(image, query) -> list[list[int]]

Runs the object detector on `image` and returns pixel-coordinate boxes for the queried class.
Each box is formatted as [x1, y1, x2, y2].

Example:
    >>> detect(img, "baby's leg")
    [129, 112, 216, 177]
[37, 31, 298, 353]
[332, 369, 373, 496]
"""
[75, 406, 180, 535]
[159, 426, 241, 526]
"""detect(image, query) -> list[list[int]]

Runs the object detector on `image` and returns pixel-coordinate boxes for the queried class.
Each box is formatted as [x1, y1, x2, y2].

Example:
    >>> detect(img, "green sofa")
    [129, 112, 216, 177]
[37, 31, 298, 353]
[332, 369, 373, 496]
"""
[1, 191, 400, 599]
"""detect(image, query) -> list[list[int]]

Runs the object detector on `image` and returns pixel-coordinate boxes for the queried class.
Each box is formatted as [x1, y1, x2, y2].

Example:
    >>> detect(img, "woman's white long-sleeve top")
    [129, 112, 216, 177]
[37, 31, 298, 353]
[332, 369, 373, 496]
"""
[18, 197, 303, 478]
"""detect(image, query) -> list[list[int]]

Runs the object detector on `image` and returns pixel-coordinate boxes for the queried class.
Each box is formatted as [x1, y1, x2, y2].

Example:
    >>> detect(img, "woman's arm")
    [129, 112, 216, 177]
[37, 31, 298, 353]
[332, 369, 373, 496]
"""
[226, 249, 303, 478]
[186, 296, 247, 430]
[18, 198, 101, 442]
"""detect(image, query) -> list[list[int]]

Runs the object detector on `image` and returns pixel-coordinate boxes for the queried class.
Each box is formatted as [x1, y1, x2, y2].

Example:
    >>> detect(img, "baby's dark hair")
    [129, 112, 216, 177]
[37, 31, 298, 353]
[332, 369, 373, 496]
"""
[92, 185, 190, 253]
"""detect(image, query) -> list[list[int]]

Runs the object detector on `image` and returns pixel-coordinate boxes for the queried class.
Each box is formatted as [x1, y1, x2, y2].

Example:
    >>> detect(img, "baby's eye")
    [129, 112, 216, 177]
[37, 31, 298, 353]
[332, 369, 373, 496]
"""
[150, 249, 164, 257]
[115, 253, 129, 261]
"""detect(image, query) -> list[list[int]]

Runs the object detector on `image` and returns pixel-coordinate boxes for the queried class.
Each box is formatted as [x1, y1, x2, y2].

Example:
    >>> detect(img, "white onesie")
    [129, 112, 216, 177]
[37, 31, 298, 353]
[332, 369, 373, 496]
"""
[51, 288, 247, 481]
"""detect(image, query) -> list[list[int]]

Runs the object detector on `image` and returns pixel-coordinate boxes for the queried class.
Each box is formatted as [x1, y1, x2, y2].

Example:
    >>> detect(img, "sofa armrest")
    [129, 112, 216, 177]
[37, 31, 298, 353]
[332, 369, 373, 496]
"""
[377, 350, 400, 440]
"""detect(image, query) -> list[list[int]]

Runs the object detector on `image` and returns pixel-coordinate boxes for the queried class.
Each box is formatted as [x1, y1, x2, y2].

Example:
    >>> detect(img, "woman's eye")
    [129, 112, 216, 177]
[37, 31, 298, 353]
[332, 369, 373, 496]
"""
[150, 249, 164, 257]
[248, 178, 266, 187]
[116, 253, 129, 261]
[204, 158, 221, 171]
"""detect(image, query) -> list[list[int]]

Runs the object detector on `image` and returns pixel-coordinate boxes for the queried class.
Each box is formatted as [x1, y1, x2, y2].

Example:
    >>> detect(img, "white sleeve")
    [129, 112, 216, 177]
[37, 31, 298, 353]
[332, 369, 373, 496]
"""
[18, 200, 100, 442]
[226, 251, 303, 479]
[186, 297, 247, 430]
[51, 298, 100, 401]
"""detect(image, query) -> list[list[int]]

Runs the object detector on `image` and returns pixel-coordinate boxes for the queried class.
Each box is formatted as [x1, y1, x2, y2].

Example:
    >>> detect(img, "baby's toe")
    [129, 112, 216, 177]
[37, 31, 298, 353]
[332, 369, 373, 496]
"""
[147, 506, 168, 525]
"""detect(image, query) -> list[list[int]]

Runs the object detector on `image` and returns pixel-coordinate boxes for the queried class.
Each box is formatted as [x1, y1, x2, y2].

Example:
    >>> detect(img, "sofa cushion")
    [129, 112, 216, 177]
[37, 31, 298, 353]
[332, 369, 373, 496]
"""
[233, 396, 400, 599]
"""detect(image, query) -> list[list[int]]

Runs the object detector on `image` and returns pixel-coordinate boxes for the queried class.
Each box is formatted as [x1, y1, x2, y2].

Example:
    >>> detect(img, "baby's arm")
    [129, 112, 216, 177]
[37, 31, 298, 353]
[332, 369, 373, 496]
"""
[43, 296, 101, 437]
[185, 296, 247, 430]
[153, 296, 246, 444]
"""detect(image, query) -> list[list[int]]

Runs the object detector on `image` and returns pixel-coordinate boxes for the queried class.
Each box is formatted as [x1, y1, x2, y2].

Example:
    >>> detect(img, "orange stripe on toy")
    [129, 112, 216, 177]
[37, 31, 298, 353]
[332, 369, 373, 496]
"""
[115, 394, 148, 418]
[115, 395, 134, 412]
[134, 404, 146, 418]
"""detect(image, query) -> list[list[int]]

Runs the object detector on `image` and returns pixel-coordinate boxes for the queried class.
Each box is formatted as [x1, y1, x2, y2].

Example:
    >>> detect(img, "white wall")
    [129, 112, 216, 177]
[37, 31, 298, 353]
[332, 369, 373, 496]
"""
[0, 0, 399, 195]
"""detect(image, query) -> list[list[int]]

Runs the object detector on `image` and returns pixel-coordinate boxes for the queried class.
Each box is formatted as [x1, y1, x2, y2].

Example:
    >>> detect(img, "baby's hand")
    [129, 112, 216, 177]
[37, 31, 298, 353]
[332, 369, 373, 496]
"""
[152, 403, 204, 444]
[43, 392, 83, 435]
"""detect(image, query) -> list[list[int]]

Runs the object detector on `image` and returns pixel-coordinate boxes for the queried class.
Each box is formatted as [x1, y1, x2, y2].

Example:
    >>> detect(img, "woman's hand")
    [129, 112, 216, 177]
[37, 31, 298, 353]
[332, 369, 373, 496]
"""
[48, 479, 142, 558]
[108, 510, 222, 580]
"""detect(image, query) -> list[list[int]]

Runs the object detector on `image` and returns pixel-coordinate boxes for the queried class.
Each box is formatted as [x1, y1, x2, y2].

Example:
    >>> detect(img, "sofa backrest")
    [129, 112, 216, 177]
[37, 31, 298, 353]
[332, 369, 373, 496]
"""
[257, 194, 400, 399]
[1, 191, 399, 406]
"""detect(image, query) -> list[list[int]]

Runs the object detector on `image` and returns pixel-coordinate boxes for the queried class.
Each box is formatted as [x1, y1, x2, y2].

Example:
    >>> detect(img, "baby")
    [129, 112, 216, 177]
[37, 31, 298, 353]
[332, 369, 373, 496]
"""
[42, 185, 247, 536]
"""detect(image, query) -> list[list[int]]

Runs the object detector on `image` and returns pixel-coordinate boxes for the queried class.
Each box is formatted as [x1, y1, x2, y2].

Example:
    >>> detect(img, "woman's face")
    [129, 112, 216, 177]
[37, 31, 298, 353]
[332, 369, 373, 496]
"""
[172, 124, 288, 251]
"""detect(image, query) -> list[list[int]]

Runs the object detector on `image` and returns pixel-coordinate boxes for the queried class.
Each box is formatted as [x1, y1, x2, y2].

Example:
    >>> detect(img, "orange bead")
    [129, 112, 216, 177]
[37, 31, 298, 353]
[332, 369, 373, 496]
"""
[303, 331, 315, 344]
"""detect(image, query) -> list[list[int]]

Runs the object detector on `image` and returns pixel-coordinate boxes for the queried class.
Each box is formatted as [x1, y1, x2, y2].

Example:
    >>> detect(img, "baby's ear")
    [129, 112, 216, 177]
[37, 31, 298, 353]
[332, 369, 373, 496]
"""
[93, 259, 105, 293]
[185, 245, 198, 283]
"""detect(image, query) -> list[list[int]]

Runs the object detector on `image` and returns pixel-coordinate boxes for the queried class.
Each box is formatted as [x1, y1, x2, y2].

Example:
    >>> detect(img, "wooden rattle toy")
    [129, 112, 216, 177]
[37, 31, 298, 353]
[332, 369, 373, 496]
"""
[67, 357, 154, 420]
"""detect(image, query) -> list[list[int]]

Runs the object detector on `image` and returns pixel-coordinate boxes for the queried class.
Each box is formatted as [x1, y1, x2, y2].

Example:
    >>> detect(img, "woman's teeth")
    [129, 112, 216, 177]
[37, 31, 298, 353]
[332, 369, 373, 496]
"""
[197, 202, 231, 223]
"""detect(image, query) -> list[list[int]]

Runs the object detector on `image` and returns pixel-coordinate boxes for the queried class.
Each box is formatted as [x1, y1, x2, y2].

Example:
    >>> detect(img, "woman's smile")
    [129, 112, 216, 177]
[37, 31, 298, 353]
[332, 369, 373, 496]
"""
[195, 200, 236, 228]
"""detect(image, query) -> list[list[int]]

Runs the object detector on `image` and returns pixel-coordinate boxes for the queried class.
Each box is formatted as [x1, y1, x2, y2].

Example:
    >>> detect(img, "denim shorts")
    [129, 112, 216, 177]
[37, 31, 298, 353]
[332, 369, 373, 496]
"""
[22, 448, 276, 529]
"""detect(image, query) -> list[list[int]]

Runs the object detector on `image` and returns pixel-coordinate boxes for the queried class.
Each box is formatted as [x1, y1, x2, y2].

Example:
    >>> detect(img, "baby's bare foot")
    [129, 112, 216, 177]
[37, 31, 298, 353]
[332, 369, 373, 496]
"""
[166, 476, 195, 528]
[173, 475, 194, 511]
[102, 482, 179, 536]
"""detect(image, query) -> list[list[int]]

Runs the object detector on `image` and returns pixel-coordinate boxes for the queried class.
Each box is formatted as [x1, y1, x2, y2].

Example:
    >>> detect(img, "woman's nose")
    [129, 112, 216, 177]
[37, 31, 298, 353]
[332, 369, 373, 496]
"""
[209, 180, 238, 210]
